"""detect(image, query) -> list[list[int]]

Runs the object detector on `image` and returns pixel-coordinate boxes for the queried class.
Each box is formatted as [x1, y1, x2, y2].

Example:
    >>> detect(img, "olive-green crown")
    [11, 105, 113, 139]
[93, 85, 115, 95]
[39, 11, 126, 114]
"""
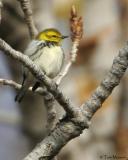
[36, 28, 68, 44]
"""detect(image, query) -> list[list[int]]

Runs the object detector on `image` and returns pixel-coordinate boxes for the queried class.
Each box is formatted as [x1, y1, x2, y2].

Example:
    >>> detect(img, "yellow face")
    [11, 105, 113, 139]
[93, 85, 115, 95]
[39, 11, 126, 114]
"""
[36, 28, 68, 44]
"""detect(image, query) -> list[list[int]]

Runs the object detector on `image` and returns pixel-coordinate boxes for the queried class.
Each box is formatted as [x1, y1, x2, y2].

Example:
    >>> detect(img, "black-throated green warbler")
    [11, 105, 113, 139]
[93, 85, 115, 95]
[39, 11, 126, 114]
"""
[15, 28, 68, 102]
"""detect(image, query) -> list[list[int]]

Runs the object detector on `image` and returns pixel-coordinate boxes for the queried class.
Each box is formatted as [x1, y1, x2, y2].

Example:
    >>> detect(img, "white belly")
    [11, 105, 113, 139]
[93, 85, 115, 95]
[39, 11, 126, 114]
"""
[35, 46, 63, 78]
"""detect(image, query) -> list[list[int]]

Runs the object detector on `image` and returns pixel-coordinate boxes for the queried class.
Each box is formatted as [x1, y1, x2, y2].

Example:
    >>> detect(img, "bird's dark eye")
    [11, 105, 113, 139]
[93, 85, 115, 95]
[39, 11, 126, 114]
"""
[52, 35, 57, 37]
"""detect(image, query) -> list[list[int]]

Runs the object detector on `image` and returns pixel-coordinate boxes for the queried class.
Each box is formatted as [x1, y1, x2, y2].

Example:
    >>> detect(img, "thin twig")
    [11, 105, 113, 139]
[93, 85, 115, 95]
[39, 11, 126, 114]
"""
[56, 5, 83, 85]
[0, 78, 22, 90]
[17, 0, 38, 39]
[0, 78, 47, 95]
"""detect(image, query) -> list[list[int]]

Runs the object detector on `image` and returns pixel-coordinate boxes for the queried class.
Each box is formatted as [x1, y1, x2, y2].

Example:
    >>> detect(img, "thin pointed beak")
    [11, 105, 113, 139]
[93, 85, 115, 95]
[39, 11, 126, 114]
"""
[62, 35, 69, 39]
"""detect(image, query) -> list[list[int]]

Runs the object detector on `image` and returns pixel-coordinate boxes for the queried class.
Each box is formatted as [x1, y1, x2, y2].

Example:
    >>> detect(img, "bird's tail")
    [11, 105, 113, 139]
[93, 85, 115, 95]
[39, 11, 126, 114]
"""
[15, 85, 28, 103]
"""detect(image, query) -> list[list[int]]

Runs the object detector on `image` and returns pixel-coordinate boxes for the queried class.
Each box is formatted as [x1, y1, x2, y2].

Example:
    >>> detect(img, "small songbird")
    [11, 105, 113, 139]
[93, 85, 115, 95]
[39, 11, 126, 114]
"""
[15, 28, 68, 102]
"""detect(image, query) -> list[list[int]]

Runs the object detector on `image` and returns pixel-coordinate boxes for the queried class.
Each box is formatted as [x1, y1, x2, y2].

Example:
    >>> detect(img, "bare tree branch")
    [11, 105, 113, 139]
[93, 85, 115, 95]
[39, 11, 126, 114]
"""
[41, 89, 57, 135]
[17, 0, 38, 38]
[23, 43, 128, 160]
[0, 78, 23, 90]
[44, 93, 57, 132]
[82, 44, 128, 119]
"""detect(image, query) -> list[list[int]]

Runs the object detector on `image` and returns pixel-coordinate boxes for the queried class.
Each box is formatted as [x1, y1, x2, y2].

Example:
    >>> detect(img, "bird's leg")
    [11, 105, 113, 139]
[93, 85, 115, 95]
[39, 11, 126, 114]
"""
[32, 81, 40, 91]
[22, 72, 27, 86]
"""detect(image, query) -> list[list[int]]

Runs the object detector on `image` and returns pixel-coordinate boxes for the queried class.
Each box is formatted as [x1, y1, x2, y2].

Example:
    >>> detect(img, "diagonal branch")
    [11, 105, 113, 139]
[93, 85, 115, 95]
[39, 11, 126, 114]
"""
[23, 43, 128, 160]
[82, 44, 128, 119]
[17, 0, 38, 38]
